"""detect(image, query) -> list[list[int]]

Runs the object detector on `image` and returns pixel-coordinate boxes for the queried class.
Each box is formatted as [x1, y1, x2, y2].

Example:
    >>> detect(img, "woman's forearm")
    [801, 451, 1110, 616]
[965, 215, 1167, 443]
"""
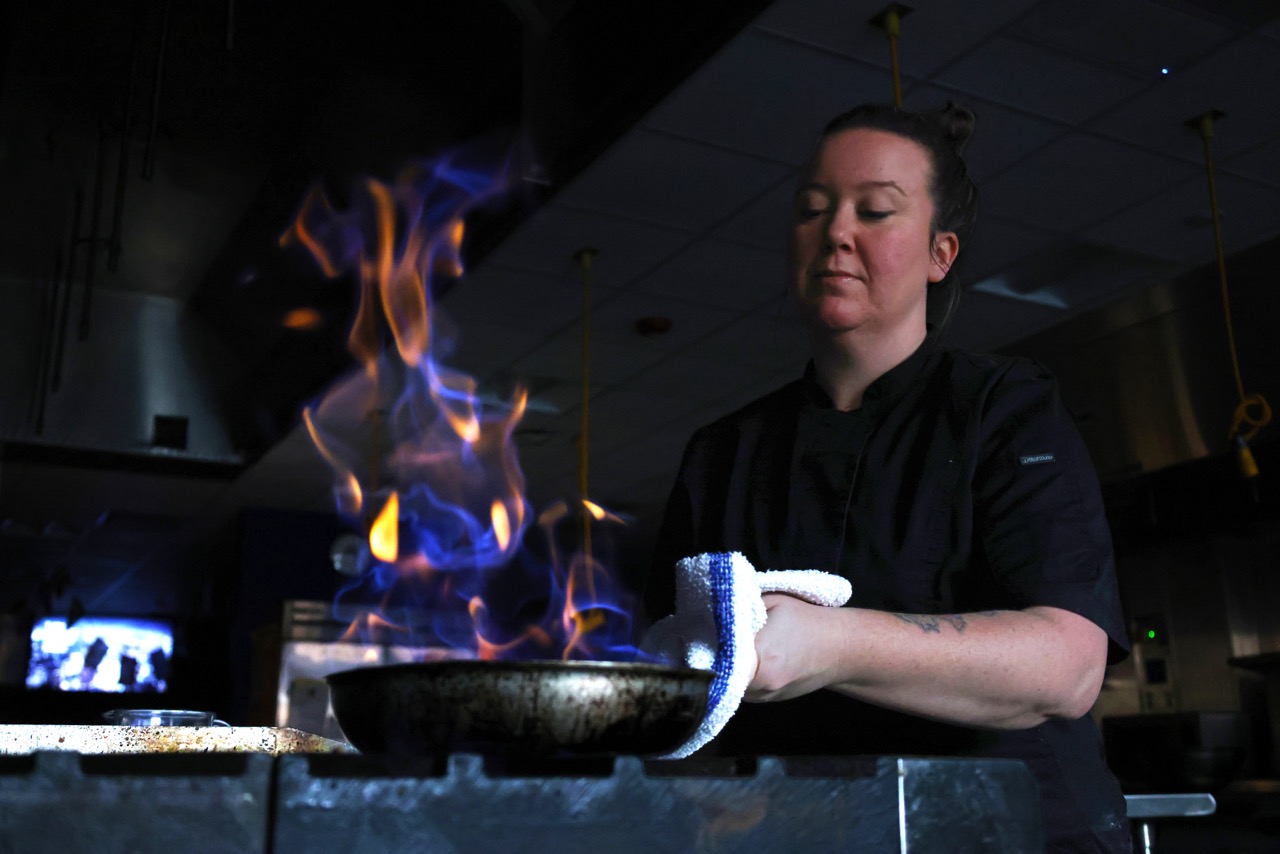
[745, 596, 1108, 729]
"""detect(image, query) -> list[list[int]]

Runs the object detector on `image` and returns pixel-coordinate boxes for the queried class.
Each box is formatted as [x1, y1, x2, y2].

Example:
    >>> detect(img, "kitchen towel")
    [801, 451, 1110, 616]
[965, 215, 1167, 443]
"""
[641, 551, 851, 759]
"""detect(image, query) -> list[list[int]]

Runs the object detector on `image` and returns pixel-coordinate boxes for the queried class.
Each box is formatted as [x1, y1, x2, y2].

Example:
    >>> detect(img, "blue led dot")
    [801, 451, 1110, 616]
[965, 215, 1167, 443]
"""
[1161, 68, 1169, 75]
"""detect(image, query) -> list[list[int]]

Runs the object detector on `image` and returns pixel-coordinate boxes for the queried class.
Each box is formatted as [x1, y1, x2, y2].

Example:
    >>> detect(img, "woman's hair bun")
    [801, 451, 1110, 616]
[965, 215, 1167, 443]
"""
[925, 102, 976, 154]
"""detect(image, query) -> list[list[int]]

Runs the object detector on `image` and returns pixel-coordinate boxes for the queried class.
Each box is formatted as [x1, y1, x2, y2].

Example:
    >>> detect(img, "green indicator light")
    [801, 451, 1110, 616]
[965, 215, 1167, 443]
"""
[1147, 630, 1156, 640]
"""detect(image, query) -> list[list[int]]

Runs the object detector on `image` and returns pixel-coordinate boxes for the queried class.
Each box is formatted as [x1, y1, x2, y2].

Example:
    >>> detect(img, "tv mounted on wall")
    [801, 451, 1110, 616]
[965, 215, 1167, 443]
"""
[26, 616, 173, 693]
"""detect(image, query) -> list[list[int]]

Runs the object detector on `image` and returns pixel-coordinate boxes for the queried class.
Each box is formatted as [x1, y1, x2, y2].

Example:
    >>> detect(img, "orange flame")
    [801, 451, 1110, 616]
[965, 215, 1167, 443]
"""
[491, 501, 511, 552]
[560, 552, 610, 659]
[367, 181, 431, 368]
[339, 611, 408, 644]
[283, 307, 323, 330]
[468, 596, 551, 661]
[279, 188, 343, 277]
[370, 491, 399, 563]
[302, 408, 363, 516]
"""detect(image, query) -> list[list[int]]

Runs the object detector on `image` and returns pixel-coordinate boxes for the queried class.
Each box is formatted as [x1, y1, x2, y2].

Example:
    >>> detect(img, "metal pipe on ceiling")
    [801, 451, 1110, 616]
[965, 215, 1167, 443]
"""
[142, 0, 173, 181]
[51, 187, 85, 392]
[78, 125, 110, 342]
[108, 24, 144, 273]
[32, 248, 63, 436]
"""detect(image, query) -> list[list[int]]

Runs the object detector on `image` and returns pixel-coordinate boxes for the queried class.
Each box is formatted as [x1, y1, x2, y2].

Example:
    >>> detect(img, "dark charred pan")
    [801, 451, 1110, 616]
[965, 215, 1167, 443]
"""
[326, 660, 712, 757]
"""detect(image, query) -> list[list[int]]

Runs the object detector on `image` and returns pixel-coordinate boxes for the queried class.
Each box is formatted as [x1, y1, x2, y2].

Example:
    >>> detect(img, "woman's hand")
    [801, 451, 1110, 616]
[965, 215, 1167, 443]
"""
[745, 594, 839, 703]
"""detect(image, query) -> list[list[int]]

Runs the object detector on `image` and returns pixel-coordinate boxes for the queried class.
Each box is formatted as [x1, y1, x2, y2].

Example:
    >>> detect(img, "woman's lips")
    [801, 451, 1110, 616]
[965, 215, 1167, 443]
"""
[812, 269, 860, 283]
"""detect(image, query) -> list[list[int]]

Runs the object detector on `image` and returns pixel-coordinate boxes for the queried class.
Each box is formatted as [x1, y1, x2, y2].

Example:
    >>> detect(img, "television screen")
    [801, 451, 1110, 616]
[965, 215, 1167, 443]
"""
[26, 616, 173, 693]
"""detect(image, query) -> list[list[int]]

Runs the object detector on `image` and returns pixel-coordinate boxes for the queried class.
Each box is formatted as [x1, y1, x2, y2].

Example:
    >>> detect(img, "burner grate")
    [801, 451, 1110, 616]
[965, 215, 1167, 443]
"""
[0, 751, 1041, 852]
[274, 754, 1042, 853]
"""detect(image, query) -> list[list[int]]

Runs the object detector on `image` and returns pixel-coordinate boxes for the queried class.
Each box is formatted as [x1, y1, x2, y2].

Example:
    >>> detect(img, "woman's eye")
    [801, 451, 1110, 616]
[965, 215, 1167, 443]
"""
[860, 209, 893, 221]
[796, 207, 825, 221]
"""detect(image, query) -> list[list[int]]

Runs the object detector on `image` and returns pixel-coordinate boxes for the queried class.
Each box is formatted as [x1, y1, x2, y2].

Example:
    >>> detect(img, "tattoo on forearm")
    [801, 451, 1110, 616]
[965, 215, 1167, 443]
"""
[892, 610, 1000, 634]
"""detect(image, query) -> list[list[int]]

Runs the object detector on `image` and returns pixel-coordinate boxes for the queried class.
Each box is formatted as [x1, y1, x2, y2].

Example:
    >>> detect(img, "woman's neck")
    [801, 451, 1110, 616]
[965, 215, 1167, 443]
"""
[810, 322, 927, 411]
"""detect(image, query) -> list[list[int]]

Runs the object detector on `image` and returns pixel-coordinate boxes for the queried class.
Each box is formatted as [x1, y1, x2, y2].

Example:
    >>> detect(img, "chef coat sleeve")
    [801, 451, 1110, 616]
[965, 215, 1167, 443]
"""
[972, 360, 1130, 663]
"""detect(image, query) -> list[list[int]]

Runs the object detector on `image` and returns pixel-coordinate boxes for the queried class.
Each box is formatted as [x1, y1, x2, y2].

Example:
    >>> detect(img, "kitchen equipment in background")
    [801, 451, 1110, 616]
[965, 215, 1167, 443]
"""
[1103, 711, 1247, 791]
[1132, 612, 1178, 713]
[1229, 652, 1280, 776]
[0, 615, 29, 686]
[26, 614, 173, 693]
[1126, 793, 1219, 854]
[325, 660, 711, 757]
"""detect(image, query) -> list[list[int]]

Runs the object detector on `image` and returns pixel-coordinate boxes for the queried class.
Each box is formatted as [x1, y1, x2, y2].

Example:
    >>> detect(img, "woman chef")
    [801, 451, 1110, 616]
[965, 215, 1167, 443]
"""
[645, 103, 1132, 853]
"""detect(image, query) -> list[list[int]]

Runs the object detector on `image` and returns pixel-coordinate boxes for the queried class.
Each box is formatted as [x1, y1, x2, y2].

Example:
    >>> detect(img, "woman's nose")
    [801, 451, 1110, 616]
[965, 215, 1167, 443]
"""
[822, 206, 856, 251]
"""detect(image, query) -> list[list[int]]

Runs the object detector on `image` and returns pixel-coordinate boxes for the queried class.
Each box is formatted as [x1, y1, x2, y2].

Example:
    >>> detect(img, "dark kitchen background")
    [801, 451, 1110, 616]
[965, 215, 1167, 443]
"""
[2, 0, 1280, 835]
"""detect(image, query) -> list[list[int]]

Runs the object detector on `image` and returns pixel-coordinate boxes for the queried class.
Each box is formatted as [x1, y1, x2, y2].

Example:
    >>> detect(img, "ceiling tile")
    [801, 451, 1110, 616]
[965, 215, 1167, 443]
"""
[1088, 36, 1280, 163]
[1080, 172, 1280, 264]
[586, 290, 740, 357]
[981, 132, 1200, 233]
[512, 328, 646, 391]
[441, 263, 614, 333]
[971, 240, 1180, 314]
[437, 318, 555, 385]
[753, 0, 1042, 79]
[632, 238, 787, 310]
[553, 130, 793, 232]
[680, 309, 810, 371]
[711, 174, 799, 253]
[619, 353, 773, 407]
[588, 388, 707, 449]
[643, 30, 893, 165]
[480, 203, 692, 288]
[1223, 136, 1280, 188]
[587, 427, 694, 506]
[1009, 0, 1235, 82]
[1262, 15, 1280, 44]
[960, 214, 1059, 283]
[932, 36, 1148, 124]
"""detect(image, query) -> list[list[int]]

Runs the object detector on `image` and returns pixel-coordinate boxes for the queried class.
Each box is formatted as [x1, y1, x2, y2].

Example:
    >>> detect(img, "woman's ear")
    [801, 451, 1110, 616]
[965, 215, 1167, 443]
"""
[928, 231, 959, 283]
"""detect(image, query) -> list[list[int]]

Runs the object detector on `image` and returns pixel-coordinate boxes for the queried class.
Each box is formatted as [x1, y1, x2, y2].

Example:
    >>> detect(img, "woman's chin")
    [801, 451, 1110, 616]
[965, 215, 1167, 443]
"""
[801, 304, 871, 335]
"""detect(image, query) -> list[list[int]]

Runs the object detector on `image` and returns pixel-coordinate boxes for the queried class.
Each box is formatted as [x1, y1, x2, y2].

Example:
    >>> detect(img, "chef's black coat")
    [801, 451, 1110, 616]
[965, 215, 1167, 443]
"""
[645, 337, 1132, 853]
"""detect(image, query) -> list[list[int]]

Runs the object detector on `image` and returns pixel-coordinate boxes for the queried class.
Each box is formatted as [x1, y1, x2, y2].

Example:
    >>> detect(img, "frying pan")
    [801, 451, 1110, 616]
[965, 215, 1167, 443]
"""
[326, 659, 712, 757]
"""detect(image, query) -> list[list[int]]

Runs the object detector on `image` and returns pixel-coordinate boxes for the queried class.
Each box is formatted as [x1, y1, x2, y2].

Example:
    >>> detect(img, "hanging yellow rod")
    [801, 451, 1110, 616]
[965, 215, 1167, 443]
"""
[1186, 110, 1271, 477]
[870, 3, 913, 108]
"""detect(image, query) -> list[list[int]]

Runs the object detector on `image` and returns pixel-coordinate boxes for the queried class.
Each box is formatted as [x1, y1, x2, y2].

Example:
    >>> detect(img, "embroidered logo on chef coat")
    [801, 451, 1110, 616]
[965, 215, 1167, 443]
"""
[1019, 453, 1056, 465]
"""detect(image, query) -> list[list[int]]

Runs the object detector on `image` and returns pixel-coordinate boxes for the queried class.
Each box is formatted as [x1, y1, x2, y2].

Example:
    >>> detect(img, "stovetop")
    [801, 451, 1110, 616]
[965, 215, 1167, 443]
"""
[0, 724, 350, 755]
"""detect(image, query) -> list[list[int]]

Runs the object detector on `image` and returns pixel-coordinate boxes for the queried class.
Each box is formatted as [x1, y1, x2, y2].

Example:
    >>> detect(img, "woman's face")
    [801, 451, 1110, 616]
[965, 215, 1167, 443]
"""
[788, 128, 957, 338]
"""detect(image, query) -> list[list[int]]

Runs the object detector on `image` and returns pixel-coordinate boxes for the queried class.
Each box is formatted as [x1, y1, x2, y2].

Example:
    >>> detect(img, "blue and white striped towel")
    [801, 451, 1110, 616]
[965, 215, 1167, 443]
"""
[642, 551, 852, 759]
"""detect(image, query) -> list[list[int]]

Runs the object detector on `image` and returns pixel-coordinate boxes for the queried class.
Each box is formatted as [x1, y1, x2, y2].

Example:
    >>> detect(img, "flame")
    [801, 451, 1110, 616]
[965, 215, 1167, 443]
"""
[468, 596, 551, 661]
[279, 188, 343, 278]
[339, 611, 408, 644]
[368, 180, 431, 368]
[370, 491, 399, 563]
[491, 501, 511, 552]
[444, 219, 465, 277]
[283, 307, 323, 330]
[302, 408, 363, 515]
[560, 552, 609, 659]
[286, 145, 643, 664]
